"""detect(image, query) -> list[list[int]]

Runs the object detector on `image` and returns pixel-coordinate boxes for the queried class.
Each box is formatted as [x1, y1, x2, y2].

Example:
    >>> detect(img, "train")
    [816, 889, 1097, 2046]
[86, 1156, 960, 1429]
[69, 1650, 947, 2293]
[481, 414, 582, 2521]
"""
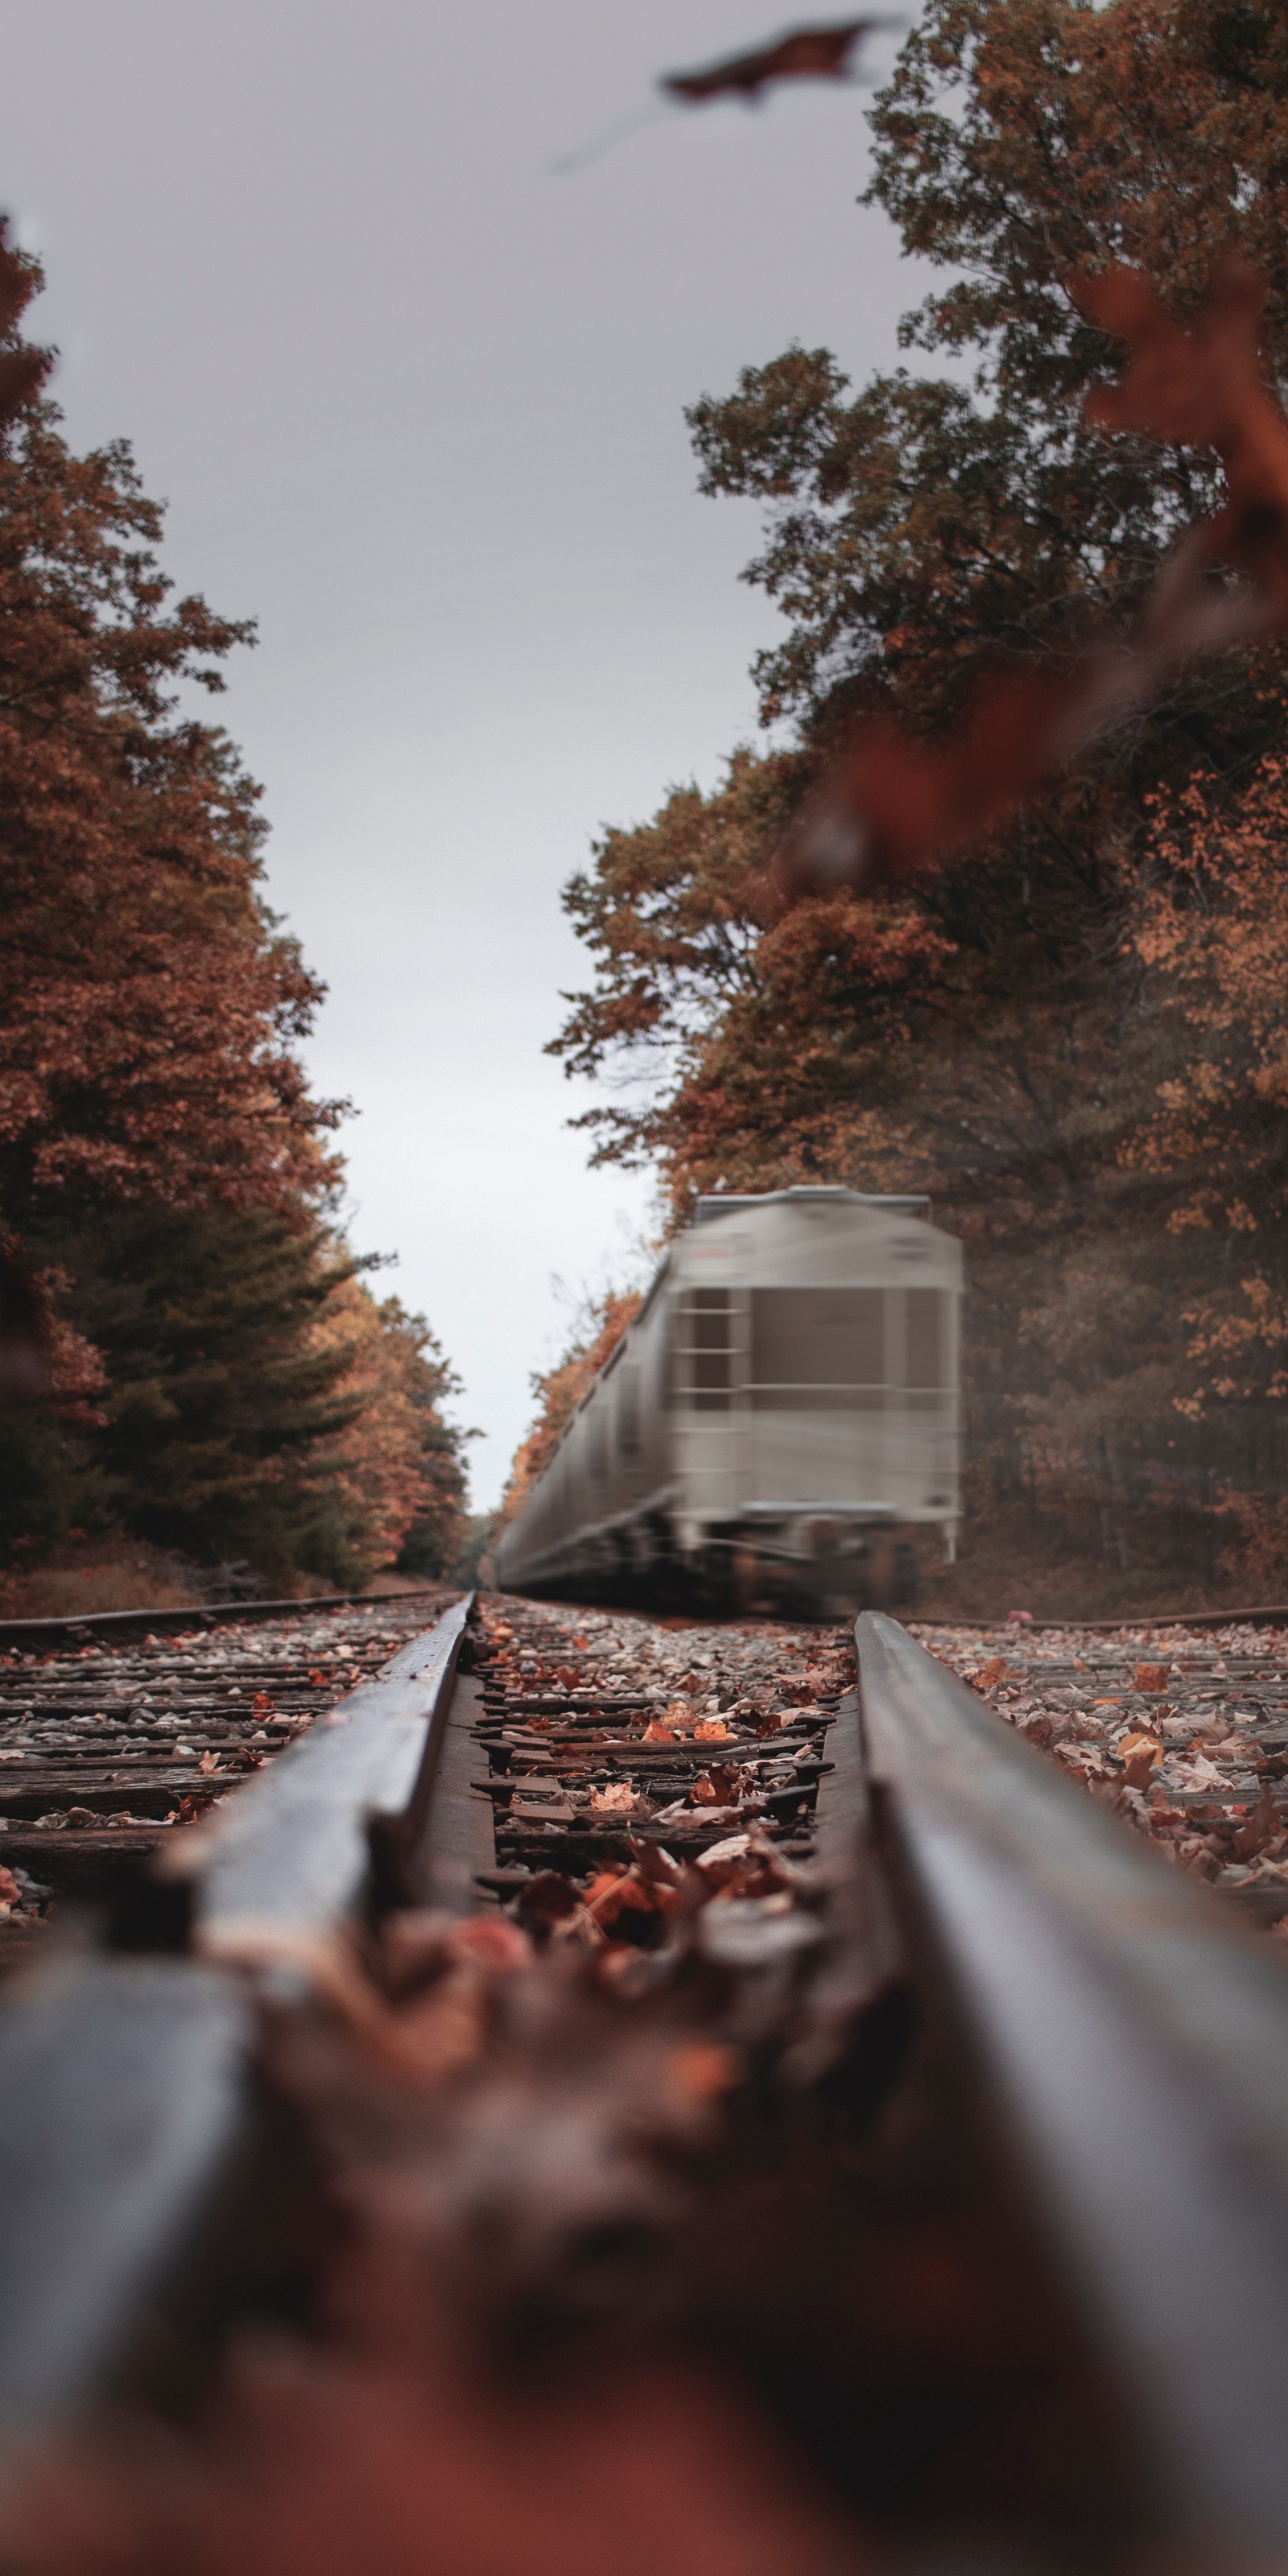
[494, 1186, 963, 1618]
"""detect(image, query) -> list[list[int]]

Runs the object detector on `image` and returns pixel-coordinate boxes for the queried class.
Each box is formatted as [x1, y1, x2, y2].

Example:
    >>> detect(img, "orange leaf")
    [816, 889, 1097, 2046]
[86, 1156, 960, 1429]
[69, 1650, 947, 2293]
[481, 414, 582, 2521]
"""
[1117, 1732, 1164, 1788]
[663, 2041, 740, 2103]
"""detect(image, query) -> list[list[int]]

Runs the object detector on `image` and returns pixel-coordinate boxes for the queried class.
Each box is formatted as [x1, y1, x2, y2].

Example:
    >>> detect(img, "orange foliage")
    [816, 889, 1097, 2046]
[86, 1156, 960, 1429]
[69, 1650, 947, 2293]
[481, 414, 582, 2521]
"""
[778, 257, 1288, 902]
[312, 1282, 466, 1580]
[1129, 753, 1288, 1414]
[502, 1290, 642, 1522]
[0, 234, 341, 1231]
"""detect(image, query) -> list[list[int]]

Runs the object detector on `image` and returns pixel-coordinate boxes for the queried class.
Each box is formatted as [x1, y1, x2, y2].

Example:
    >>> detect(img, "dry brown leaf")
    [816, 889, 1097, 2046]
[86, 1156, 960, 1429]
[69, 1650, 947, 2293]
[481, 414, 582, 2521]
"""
[696, 1833, 752, 1872]
[1117, 1733, 1164, 1788]
[588, 1782, 639, 1817]
[586, 1868, 678, 1931]
[1229, 1789, 1279, 1863]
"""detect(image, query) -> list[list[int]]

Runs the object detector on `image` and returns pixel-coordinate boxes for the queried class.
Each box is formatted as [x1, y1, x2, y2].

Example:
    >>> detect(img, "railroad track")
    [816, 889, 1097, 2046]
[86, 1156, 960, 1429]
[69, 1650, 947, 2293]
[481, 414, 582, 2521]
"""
[2, 1589, 1288, 2573]
[0, 1587, 461, 1969]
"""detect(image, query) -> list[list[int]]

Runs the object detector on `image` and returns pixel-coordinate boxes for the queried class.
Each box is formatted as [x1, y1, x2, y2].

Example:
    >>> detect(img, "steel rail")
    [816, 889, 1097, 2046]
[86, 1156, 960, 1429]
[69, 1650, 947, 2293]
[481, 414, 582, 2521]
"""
[0, 1583, 449, 1650]
[0, 1595, 473, 2451]
[855, 1609, 1288, 2559]
[193, 1596, 471, 1946]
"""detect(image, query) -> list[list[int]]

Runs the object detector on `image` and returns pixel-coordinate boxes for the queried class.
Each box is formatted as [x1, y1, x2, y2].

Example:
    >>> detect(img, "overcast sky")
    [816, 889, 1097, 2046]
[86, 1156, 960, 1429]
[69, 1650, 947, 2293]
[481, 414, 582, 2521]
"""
[2, 0, 932, 1508]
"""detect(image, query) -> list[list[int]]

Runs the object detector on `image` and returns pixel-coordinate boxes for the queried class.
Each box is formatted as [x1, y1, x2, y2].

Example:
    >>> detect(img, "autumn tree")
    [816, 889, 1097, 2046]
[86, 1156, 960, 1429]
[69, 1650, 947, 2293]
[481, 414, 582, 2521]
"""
[0, 257, 341, 1239]
[0, 237, 467, 1590]
[314, 1282, 469, 1584]
[502, 1290, 642, 1525]
[552, 0, 1288, 1604]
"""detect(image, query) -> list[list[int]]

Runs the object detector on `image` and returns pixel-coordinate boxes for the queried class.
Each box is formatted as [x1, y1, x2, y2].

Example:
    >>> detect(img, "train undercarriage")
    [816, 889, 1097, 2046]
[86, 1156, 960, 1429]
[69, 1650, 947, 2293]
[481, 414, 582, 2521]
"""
[501, 1507, 932, 1623]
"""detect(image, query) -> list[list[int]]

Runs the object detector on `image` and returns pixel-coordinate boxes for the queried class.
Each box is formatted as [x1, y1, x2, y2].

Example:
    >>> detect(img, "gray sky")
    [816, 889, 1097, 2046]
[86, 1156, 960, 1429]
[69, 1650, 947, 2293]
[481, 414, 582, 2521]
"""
[2, 0, 929, 1508]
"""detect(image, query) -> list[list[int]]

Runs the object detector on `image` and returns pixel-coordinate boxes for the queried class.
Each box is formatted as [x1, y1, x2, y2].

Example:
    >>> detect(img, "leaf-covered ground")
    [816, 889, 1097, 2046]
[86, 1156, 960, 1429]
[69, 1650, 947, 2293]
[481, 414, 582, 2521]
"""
[918, 1617, 1288, 1923]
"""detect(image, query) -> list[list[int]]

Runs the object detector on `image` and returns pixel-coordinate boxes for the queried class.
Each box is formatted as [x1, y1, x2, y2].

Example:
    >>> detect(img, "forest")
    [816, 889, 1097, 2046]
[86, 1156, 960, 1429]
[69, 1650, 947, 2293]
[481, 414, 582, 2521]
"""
[530, 0, 1288, 1612]
[0, 233, 467, 1612]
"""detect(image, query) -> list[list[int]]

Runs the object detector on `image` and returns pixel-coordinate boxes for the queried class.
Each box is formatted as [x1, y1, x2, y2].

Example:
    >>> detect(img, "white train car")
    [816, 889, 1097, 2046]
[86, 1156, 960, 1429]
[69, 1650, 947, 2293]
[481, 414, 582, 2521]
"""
[494, 1187, 962, 1616]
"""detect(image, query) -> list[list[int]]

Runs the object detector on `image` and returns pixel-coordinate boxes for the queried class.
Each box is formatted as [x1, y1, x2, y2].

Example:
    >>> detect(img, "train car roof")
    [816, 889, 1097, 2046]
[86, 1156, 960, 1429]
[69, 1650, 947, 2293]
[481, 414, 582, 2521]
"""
[692, 1186, 932, 1223]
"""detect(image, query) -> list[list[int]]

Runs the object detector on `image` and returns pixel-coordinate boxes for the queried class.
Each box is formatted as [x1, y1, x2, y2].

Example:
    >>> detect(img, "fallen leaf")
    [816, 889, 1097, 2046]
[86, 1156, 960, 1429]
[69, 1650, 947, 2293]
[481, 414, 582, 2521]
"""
[1117, 1732, 1164, 1787]
[588, 1783, 639, 1817]
[1229, 1788, 1279, 1863]
[663, 2041, 740, 2103]
[511, 1870, 583, 1930]
[1133, 1664, 1170, 1694]
[625, 1838, 683, 1889]
[696, 1833, 752, 1870]
[693, 1721, 735, 1743]
[1059, 1744, 1110, 1777]
[586, 1868, 677, 1930]
[583, 1868, 630, 1909]
[1174, 1753, 1225, 1791]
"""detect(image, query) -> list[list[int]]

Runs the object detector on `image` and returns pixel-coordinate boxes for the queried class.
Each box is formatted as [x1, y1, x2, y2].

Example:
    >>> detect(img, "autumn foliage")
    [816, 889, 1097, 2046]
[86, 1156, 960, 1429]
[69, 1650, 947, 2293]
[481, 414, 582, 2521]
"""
[0, 231, 465, 1591]
[778, 250, 1288, 901]
[502, 1290, 642, 1525]
[552, 0, 1288, 1608]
